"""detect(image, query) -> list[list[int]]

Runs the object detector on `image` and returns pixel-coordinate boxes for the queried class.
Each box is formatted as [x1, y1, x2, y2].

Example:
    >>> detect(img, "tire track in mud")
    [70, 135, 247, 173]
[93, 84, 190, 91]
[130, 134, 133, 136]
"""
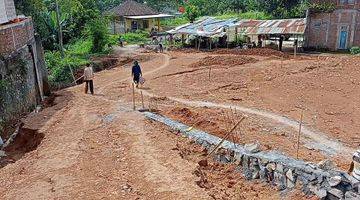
[99, 53, 354, 157]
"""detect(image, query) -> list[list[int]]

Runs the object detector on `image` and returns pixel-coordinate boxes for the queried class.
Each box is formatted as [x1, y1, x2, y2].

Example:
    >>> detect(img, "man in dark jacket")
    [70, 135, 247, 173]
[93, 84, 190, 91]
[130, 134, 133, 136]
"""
[132, 61, 142, 88]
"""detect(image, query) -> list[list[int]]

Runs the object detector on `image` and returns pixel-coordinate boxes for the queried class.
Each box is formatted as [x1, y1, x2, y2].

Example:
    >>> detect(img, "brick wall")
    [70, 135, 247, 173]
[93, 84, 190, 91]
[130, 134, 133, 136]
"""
[0, 18, 35, 55]
[306, 9, 360, 50]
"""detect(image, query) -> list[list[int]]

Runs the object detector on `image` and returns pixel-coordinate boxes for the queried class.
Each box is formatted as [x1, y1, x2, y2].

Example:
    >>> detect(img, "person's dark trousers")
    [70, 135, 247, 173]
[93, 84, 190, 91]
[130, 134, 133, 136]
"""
[85, 80, 94, 94]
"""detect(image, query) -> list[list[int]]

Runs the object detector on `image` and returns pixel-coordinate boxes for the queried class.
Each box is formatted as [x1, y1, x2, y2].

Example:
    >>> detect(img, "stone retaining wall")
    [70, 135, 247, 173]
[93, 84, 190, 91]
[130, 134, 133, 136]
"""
[144, 112, 360, 200]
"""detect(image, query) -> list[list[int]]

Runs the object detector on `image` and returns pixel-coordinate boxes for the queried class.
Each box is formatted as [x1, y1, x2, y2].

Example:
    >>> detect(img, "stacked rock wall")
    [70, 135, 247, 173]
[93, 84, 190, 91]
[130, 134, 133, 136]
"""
[145, 112, 360, 200]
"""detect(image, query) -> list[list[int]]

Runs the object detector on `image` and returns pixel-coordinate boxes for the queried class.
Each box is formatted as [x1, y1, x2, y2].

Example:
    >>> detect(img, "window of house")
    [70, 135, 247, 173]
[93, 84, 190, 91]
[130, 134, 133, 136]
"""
[143, 20, 149, 29]
[340, 0, 355, 4]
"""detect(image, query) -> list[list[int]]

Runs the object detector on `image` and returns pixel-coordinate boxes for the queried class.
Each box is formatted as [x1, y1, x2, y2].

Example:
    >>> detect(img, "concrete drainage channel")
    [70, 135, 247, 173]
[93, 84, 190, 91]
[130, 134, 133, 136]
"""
[144, 111, 360, 200]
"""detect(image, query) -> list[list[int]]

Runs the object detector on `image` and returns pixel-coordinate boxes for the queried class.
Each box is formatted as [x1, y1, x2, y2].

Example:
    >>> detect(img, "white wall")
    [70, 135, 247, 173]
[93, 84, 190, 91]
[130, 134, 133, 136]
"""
[0, 0, 16, 24]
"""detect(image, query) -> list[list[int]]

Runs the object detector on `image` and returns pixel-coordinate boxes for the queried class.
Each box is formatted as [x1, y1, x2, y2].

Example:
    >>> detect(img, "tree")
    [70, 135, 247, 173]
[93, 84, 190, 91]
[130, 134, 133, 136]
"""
[185, 4, 200, 23]
[86, 18, 110, 53]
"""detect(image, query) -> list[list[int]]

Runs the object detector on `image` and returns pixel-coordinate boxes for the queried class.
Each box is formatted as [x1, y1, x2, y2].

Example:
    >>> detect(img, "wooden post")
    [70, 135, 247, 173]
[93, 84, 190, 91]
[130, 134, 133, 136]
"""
[209, 38, 212, 50]
[157, 18, 160, 32]
[296, 110, 304, 159]
[235, 27, 238, 45]
[132, 83, 136, 110]
[198, 37, 201, 50]
[141, 91, 145, 109]
[68, 65, 76, 83]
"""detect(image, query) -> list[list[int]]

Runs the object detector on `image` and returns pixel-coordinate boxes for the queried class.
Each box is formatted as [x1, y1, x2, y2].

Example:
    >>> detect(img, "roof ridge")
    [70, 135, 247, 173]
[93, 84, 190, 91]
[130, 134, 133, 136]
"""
[108, 0, 159, 16]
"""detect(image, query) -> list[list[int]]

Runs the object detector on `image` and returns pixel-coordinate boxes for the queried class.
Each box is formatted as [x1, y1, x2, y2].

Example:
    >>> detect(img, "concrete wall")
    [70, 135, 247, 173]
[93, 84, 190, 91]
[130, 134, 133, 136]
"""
[111, 17, 159, 34]
[306, 9, 360, 50]
[0, 18, 49, 132]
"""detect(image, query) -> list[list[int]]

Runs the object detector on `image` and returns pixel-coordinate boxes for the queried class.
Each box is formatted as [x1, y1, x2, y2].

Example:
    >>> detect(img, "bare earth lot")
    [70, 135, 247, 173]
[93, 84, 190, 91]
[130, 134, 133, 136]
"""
[1, 46, 358, 199]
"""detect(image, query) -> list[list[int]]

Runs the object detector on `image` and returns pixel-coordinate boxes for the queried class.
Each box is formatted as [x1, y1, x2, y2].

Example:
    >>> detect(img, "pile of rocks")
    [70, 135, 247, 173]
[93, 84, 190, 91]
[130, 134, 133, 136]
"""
[144, 112, 360, 200]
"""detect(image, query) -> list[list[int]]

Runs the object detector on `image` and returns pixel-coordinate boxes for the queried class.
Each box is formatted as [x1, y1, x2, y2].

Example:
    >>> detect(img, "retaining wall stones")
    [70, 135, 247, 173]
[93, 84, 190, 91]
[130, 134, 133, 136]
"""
[144, 112, 360, 200]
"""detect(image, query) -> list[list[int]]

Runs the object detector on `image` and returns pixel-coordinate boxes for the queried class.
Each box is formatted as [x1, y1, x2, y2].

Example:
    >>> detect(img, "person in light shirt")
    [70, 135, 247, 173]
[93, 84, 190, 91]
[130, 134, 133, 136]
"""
[83, 64, 94, 95]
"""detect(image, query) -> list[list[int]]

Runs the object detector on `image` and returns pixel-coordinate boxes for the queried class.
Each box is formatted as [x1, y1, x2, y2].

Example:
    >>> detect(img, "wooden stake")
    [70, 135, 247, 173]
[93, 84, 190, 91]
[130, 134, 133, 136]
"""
[132, 83, 136, 110]
[207, 117, 245, 157]
[296, 110, 304, 159]
[141, 90, 145, 109]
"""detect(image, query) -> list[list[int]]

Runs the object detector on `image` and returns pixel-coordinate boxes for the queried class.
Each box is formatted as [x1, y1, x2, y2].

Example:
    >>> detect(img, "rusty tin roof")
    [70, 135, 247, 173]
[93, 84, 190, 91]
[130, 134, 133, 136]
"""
[237, 18, 306, 35]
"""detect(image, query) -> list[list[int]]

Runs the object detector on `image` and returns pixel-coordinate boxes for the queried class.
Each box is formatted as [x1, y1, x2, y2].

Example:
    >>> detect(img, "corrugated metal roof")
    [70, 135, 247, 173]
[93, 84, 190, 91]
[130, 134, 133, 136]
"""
[237, 18, 306, 35]
[168, 17, 306, 37]
[167, 17, 238, 37]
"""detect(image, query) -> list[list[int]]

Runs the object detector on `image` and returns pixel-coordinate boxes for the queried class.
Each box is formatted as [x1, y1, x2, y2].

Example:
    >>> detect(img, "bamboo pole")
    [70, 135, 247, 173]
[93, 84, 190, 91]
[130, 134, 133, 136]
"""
[296, 110, 304, 159]
[207, 117, 245, 157]
[132, 83, 136, 110]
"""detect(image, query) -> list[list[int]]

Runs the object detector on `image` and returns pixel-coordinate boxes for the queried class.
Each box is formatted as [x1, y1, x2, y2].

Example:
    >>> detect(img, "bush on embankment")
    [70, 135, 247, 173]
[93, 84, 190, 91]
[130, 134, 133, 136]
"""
[350, 46, 360, 55]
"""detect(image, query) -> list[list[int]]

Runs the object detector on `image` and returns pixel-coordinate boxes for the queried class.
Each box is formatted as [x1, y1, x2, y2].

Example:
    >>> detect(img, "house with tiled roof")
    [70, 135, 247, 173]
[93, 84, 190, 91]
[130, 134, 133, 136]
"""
[107, 0, 172, 34]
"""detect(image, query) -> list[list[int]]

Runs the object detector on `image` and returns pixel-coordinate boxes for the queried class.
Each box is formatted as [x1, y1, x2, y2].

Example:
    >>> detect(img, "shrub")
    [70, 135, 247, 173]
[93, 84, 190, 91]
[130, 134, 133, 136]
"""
[67, 39, 93, 56]
[350, 46, 360, 55]
[215, 11, 272, 20]
[121, 30, 150, 44]
[86, 18, 110, 53]
[161, 16, 189, 27]
[185, 4, 200, 23]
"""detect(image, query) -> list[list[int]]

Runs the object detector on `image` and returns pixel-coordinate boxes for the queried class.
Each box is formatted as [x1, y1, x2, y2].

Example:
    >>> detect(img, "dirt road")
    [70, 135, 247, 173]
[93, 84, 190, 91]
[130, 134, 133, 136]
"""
[0, 49, 211, 199]
[0, 47, 351, 199]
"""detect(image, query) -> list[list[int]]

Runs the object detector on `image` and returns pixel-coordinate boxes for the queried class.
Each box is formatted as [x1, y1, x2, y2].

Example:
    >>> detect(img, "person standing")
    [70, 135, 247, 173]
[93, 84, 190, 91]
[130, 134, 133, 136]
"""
[132, 61, 142, 88]
[159, 43, 164, 53]
[279, 35, 284, 51]
[84, 64, 94, 95]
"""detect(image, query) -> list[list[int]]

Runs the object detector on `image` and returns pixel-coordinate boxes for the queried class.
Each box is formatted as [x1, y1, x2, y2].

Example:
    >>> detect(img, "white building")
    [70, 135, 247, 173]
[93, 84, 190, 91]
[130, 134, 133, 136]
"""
[0, 0, 16, 24]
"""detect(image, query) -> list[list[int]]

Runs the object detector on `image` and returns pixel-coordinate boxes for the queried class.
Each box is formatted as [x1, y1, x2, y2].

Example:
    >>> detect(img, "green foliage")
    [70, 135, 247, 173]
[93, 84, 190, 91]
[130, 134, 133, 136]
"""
[86, 18, 110, 53]
[350, 47, 360, 55]
[185, 4, 200, 23]
[16, 58, 28, 76]
[161, 17, 189, 28]
[215, 11, 272, 20]
[45, 51, 86, 84]
[309, 2, 336, 13]
[0, 80, 10, 91]
[121, 31, 150, 44]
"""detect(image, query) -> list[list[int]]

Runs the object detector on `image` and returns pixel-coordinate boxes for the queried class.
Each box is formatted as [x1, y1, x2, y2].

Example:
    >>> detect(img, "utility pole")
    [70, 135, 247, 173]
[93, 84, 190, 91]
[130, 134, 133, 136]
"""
[55, 0, 64, 58]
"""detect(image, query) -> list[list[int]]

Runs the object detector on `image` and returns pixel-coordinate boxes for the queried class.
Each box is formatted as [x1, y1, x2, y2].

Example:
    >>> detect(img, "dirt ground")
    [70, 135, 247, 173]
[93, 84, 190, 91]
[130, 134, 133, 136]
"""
[0, 46, 358, 199]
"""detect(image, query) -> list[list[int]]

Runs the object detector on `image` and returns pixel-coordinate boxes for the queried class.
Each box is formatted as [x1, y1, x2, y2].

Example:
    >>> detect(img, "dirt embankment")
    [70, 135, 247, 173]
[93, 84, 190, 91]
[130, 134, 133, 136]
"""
[163, 106, 350, 170]
[190, 55, 258, 68]
[213, 48, 290, 58]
